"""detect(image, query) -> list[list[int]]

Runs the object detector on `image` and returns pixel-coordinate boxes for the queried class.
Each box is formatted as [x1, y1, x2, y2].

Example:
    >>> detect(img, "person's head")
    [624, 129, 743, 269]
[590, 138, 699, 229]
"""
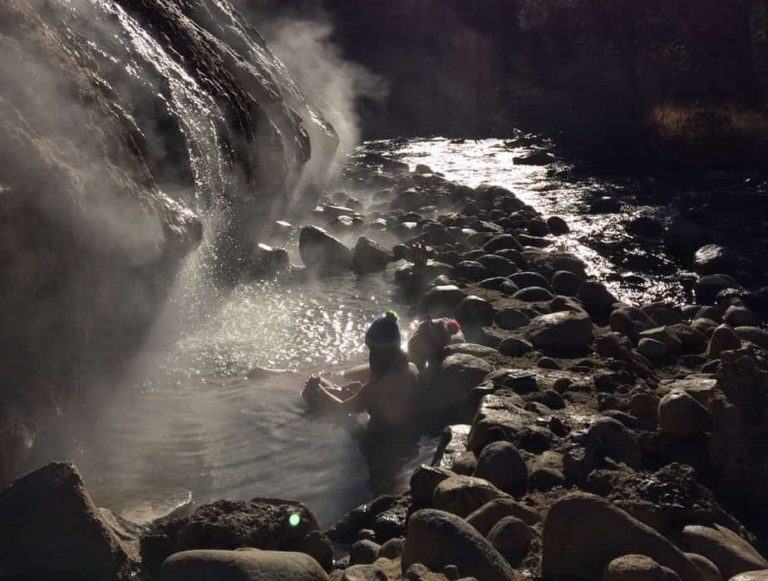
[365, 311, 406, 377]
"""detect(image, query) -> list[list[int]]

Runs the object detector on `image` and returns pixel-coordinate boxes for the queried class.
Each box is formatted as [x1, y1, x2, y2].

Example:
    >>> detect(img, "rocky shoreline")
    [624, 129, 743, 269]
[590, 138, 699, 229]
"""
[2, 155, 767, 580]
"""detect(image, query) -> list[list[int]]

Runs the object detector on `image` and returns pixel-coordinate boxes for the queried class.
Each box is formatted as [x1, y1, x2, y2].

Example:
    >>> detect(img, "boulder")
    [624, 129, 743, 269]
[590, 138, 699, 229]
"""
[730, 572, 768, 580]
[510, 271, 551, 289]
[0, 463, 131, 579]
[488, 516, 535, 564]
[467, 394, 537, 453]
[674, 525, 768, 579]
[160, 548, 328, 581]
[495, 308, 530, 331]
[603, 554, 682, 580]
[431, 354, 493, 409]
[685, 553, 723, 581]
[658, 390, 711, 437]
[140, 498, 319, 573]
[514, 150, 555, 165]
[390, 189, 425, 211]
[693, 245, 751, 276]
[484, 234, 523, 254]
[580, 282, 620, 322]
[351, 236, 394, 275]
[638, 338, 670, 360]
[735, 327, 768, 350]
[473, 441, 529, 497]
[454, 260, 490, 281]
[611, 307, 655, 343]
[627, 216, 665, 238]
[542, 493, 704, 581]
[552, 270, 583, 296]
[512, 286, 554, 302]
[499, 337, 534, 356]
[708, 325, 741, 358]
[584, 418, 642, 470]
[432, 475, 509, 518]
[299, 226, 352, 273]
[350, 540, 381, 565]
[723, 306, 760, 328]
[695, 275, 742, 305]
[422, 285, 467, 316]
[402, 509, 519, 581]
[410, 465, 453, 506]
[524, 310, 594, 353]
[455, 295, 496, 328]
[664, 219, 709, 257]
[547, 216, 570, 235]
[479, 254, 519, 277]
[466, 499, 541, 536]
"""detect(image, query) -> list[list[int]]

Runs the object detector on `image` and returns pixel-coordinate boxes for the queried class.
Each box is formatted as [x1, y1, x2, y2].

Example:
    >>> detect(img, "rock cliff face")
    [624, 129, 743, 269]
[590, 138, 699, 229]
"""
[0, 0, 337, 483]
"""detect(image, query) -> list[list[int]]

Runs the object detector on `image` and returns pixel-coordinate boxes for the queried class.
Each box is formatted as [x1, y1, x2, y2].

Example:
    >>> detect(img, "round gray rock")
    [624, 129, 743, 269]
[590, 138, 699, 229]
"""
[160, 549, 329, 581]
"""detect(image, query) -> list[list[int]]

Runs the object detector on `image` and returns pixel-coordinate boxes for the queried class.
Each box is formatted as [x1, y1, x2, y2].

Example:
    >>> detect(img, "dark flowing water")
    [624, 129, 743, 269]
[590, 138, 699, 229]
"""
[31, 137, 762, 528]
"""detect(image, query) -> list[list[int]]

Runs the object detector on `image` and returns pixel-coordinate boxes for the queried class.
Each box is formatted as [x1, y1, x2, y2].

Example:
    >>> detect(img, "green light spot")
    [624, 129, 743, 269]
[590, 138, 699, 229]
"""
[289, 513, 301, 527]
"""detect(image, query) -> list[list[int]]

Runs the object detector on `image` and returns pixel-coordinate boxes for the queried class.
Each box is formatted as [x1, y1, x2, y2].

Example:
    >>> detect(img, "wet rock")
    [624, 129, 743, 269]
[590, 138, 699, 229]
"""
[611, 307, 655, 343]
[735, 326, 768, 349]
[484, 234, 523, 253]
[410, 465, 454, 506]
[467, 394, 537, 453]
[455, 296, 495, 329]
[402, 509, 519, 581]
[627, 216, 665, 238]
[603, 554, 682, 580]
[547, 216, 570, 235]
[638, 338, 670, 360]
[730, 572, 768, 580]
[495, 308, 530, 330]
[140, 498, 318, 573]
[518, 425, 554, 453]
[379, 538, 405, 559]
[723, 306, 760, 327]
[0, 463, 131, 579]
[479, 276, 520, 294]
[390, 189, 425, 211]
[422, 285, 467, 316]
[552, 270, 583, 296]
[643, 303, 684, 326]
[433, 354, 493, 409]
[580, 281, 621, 323]
[589, 195, 622, 213]
[478, 254, 519, 276]
[640, 327, 684, 355]
[243, 243, 290, 279]
[694, 245, 752, 277]
[659, 390, 711, 437]
[510, 271, 551, 289]
[524, 310, 594, 353]
[444, 343, 499, 358]
[514, 150, 555, 165]
[674, 525, 768, 579]
[695, 275, 743, 305]
[499, 337, 534, 356]
[161, 548, 328, 581]
[466, 498, 541, 536]
[299, 226, 352, 273]
[708, 325, 741, 358]
[488, 516, 535, 564]
[512, 286, 554, 302]
[432, 475, 509, 518]
[351, 540, 381, 565]
[664, 219, 709, 258]
[542, 493, 704, 581]
[352, 236, 394, 275]
[454, 261, 490, 282]
[473, 441, 528, 498]
[685, 553, 723, 581]
[668, 324, 709, 354]
[584, 418, 642, 470]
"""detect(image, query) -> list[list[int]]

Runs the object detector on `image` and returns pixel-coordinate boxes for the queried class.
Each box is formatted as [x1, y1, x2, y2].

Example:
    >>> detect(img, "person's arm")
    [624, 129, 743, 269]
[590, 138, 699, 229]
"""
[302, 376, 369, 414]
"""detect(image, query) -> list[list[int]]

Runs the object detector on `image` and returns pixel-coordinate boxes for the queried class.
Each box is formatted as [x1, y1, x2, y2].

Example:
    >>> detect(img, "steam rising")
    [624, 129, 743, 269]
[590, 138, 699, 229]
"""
[261, 14, 388, 168]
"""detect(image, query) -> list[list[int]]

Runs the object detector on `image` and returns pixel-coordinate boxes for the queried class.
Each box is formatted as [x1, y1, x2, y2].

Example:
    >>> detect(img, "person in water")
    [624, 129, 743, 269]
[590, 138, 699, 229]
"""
[302, 310, 422, 494]
[302, 311, 419, 425]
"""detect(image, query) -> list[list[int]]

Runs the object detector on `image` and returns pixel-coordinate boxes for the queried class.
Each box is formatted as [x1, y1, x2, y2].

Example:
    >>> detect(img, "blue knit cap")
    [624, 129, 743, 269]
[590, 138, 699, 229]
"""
[365, 310, 401, 349]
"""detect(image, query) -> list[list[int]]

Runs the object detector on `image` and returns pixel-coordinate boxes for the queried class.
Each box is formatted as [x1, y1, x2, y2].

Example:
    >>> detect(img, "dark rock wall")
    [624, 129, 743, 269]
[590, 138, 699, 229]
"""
[0, 0, 337, 483]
